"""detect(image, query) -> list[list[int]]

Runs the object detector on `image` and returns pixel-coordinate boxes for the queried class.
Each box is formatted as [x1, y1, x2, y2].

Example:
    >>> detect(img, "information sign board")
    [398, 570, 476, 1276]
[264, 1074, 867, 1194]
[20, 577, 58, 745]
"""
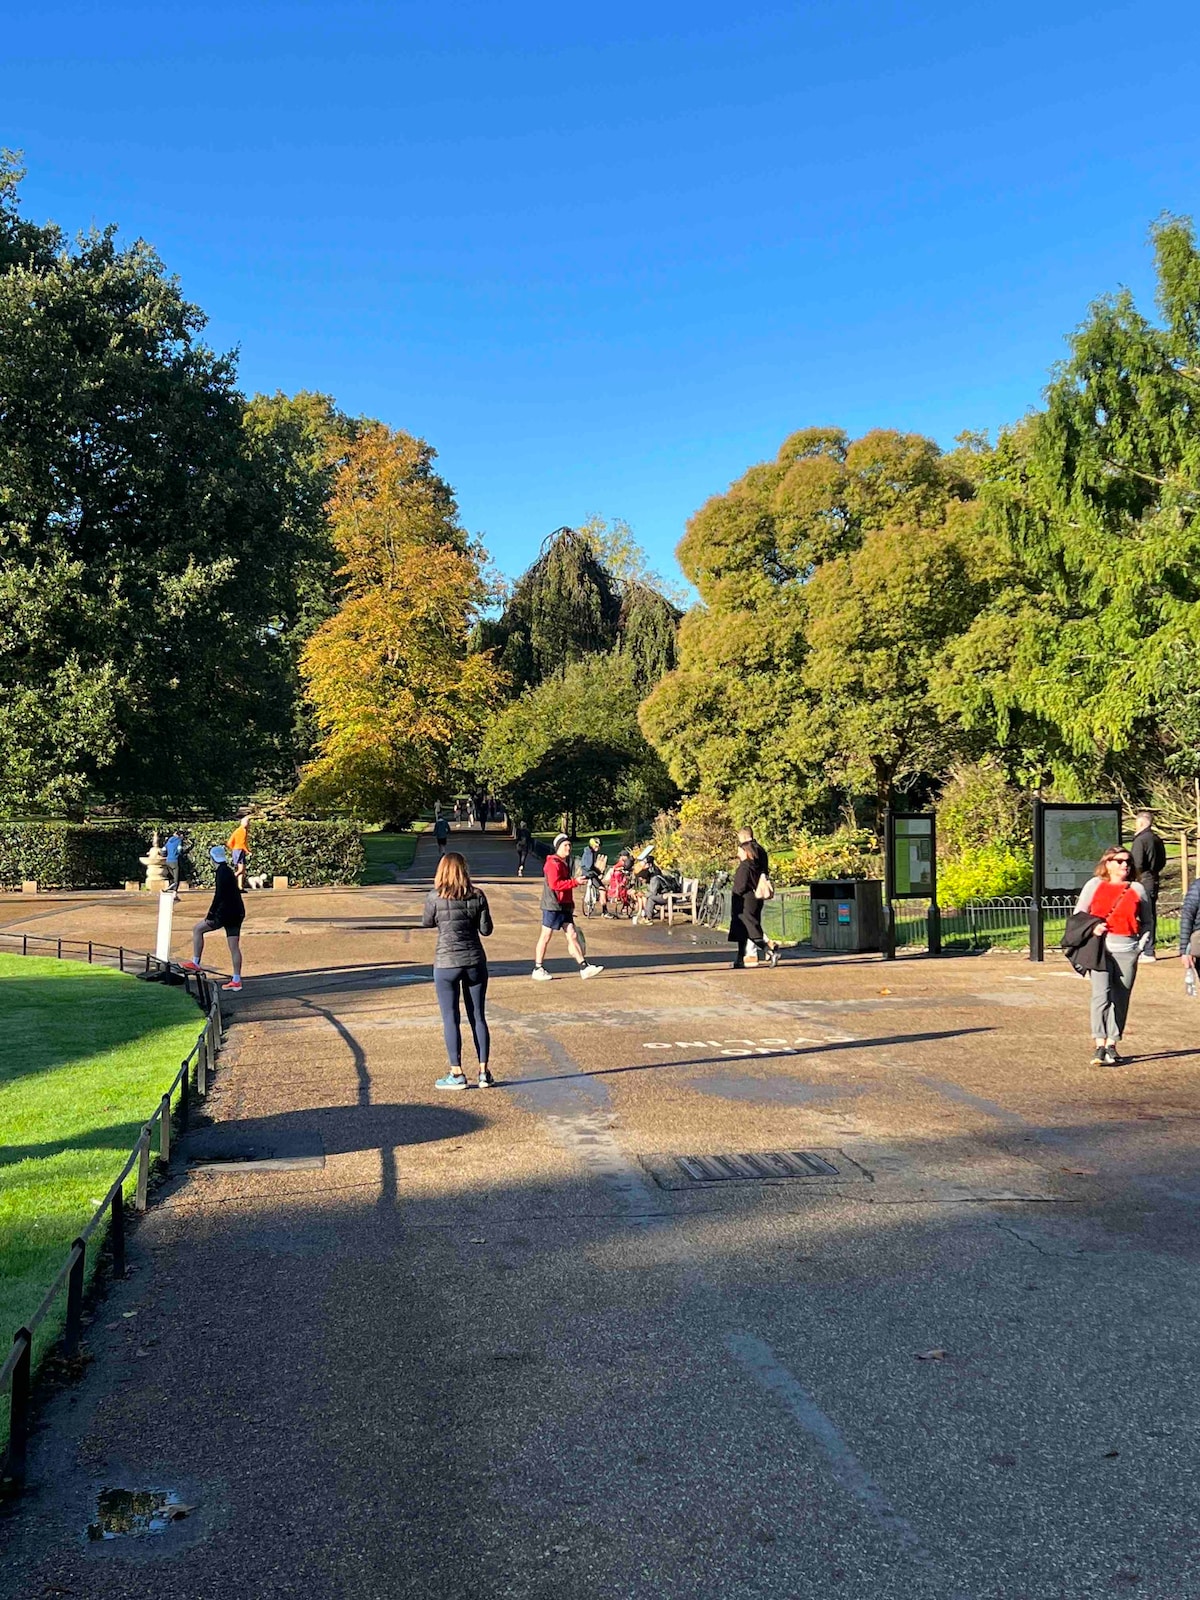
[891, 815, 934, 898]
[1039, 805, 1121, 892]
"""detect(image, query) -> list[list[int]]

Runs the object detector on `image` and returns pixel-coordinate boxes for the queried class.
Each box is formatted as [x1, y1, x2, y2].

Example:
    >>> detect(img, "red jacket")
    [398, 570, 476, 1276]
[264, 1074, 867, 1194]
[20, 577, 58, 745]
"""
[544, 854, 580, 909]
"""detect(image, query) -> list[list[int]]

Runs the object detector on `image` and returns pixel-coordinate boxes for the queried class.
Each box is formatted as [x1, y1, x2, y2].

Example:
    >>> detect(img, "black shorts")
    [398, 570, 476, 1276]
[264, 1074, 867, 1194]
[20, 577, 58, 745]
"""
[201, 917, 243, 938]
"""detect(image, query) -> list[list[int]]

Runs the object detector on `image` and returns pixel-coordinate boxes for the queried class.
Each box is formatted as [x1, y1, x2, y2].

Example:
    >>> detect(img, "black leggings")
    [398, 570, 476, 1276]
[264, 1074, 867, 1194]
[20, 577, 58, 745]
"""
[434, 964, 490, 1069]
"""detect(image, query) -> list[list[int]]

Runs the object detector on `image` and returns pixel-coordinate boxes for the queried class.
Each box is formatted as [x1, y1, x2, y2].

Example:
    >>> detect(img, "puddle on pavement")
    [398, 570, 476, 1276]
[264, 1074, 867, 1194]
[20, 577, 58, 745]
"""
[86, 1488, 194, 1541]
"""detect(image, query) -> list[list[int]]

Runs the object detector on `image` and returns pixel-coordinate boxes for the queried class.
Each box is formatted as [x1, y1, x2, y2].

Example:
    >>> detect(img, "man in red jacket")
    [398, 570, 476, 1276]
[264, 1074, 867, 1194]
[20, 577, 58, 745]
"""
[532, 834, 604, 981]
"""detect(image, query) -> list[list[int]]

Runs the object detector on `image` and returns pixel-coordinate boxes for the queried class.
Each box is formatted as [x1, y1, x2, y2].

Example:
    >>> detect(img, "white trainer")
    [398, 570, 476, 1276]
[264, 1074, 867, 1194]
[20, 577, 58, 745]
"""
[531, 966, 553, 981]
[579, 963, 604, 979]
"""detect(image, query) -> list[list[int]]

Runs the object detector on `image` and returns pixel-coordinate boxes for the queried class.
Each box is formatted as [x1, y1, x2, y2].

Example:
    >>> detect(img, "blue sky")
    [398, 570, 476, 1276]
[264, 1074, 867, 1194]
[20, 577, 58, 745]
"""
[7, 1, 1200, 584]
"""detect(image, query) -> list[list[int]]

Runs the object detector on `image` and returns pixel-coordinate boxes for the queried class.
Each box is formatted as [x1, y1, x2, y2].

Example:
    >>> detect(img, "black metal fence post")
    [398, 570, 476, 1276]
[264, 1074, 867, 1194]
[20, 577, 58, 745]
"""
[1030, 799, 1045, 963]
[110, 1190, 125, 1280]
[64, 1243, 86, 1358]
[7, 1328, 32, 1485]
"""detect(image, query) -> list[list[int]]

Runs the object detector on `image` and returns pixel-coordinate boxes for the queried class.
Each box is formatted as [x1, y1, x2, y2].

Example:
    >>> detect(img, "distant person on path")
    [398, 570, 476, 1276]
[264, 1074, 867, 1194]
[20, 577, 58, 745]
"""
[164, 830, 184, 892]
[1130, 809, 1167, 961]
[422, 850, 494, 1090]
[227, 817, 250, 890]
[434, 814, 451, 855]
[182, 846, 245, 991]
[729, 827, 778, 968]
[532, 834, 603, 981]
[474, 794, 488, 833]
[1074, 846, 1149, 1066]
[515, 820, 532, 876]
[1178, 872, 1200, 990]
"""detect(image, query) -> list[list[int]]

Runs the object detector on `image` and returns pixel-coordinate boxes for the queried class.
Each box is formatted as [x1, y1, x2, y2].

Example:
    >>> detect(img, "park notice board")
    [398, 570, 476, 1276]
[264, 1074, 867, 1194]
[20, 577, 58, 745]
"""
[1038, 804, 1121, 892]
[891, 814, 935, 898]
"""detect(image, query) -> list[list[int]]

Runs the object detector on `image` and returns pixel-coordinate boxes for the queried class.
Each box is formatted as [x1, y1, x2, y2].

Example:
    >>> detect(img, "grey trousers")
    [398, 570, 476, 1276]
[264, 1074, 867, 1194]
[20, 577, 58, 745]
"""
[1089, 944, 1139, 1041]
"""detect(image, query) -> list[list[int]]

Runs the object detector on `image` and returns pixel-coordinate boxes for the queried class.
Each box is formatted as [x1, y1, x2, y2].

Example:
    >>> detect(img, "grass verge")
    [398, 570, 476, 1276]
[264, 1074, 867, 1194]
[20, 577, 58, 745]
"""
[360, 828, 420, 883]
[0, 954, 201, 1447]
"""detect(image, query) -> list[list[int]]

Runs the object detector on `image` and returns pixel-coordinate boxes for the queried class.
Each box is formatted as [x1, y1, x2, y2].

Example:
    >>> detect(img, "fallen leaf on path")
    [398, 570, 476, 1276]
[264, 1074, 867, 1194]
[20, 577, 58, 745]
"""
[914, 1348, 948, 1361]
[163, 1504, 195, 1521]
[1103, 1449, 1120, 1458]
[878, 988, 891, 996]
[470, 1237, 486, 1244]
[121, 1311, 138, 1318]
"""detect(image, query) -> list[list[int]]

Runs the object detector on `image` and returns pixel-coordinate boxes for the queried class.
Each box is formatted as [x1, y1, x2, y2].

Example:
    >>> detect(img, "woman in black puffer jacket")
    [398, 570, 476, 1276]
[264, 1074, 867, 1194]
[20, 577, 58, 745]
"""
[421, 851, 495, 1090]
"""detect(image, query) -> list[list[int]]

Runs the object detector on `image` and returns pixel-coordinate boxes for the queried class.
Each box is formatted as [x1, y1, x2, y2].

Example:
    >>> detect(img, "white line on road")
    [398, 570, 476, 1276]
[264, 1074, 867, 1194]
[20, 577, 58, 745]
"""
[725, 1332, 939, 1565]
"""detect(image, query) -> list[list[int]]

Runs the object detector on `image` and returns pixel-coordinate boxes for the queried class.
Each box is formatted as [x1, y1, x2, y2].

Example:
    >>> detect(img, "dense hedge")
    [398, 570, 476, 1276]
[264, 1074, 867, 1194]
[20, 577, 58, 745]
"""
[0, 820, 364, 890]
[0, 823, 146, 890]
[174, 821, 364, 887]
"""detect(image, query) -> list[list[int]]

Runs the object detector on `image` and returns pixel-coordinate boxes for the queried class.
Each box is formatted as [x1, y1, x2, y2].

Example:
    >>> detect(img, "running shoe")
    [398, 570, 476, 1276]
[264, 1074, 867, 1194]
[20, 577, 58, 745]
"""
[435, 1072, 469, 1091]
[1105, 1044, 1125, 1066]
[1089, 1048, 1106, 1068]
[222, 977, 242, 991]
[531, 967, 553, 981]
[579, 963, 604, 979]
[478, 1066, 495, 1089]
[180, 960, 201, 973]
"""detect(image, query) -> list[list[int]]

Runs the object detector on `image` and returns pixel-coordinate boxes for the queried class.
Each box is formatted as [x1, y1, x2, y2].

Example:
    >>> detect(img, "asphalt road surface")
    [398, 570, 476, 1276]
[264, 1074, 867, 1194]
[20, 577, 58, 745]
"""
[3, 827, 1200, 1598]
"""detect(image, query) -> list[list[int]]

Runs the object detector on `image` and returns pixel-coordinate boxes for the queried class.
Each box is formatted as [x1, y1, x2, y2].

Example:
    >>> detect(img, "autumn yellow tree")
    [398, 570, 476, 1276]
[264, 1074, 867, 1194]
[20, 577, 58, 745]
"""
[295, 423, 505, 823]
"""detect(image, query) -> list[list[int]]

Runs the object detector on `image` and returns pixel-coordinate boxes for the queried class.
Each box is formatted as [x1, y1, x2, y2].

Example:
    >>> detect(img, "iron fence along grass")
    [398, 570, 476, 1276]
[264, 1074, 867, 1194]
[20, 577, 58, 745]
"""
[0, 932, 221, 1488]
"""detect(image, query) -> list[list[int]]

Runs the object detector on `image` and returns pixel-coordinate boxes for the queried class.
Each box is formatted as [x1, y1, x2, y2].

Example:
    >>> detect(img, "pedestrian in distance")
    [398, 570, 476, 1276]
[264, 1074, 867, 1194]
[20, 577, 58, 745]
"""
[181, 846, 245, 991]
[434, 813, 451, 855]
[1178, 872, 1200, 997]
[164, 829, 184, 892]
[532, 834, 603, 981]
[514, 819, 532, 876]
[1129, 809, 1167, 962]
[422, 850, 495, 1090]
[227, 815, 250, 890]
[1074, 846, 1149, 1067]
[729, 827, 778, 968]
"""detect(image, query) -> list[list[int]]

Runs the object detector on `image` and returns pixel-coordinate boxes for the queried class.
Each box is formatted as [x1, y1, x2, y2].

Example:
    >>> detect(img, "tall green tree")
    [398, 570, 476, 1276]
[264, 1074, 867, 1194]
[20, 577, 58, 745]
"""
[0, 157, 311, 814]
[479, 652, 676, 833]
[640, 427, 976, 835]
[936, 216, 1200, 795]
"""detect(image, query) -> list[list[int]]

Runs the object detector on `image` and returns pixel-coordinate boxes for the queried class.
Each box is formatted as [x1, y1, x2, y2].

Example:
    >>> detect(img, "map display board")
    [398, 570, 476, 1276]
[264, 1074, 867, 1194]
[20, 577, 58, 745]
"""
[1039, 805, 1121, 892]
[891, 814, 934, 898]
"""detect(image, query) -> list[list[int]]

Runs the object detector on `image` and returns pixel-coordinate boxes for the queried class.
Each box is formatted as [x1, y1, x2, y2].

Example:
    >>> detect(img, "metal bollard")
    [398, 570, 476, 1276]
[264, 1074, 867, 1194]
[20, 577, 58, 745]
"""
[7, 1328, 32, 1486]
[57, 938, 62, 959]
[64, 1242, 86, 1358]
[135, 1130, 150, 1212]
[88, 940, 93, 963]
[159, 1094, 171, 1167]
[110, 1189, 126, 1279]
[118, 946, 124, 973]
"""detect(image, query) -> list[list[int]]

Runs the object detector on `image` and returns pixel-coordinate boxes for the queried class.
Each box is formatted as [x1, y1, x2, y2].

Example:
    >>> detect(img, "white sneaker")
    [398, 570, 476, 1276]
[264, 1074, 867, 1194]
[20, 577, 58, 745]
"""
[1139, 951, 1158, 963]
[531, 966, 553, 981]
[578, 963, 604, 979]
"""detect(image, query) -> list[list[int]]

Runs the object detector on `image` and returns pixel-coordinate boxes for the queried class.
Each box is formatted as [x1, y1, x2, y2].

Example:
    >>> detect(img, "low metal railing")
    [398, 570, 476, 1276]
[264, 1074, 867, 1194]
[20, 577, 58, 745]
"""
[0, 932, 221, 1487]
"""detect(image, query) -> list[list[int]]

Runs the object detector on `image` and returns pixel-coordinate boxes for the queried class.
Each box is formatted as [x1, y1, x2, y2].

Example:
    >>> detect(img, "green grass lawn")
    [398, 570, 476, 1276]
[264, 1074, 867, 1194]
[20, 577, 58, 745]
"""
[359, 828, 421, 883]
[0, 954, 202, 1442]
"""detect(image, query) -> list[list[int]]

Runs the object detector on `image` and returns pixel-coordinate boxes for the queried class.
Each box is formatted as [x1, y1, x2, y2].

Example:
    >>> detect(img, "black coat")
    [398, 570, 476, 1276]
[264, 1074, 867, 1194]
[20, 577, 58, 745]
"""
[421, 891, 493, 969]
[206, 862, 245, 930]
[1061, 910, 1107, 974]
[1130, 827, 1166, 893]
[728, 845, 767, 943]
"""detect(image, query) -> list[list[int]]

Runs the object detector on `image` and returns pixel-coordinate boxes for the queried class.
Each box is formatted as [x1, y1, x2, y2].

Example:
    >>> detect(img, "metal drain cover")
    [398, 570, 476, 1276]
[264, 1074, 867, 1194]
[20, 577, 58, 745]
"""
[640, 1148, 870, 1190]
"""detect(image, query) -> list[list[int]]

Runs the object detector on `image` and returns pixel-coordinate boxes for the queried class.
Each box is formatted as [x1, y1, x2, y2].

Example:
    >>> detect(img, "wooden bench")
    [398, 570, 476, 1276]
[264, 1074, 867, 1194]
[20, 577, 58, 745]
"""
[661, 877, 699, 926]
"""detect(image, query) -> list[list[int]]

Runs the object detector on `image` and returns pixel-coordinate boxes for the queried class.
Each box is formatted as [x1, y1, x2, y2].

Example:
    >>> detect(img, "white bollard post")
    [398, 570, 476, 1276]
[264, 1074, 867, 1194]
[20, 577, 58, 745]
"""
[155, 885, 176, 964]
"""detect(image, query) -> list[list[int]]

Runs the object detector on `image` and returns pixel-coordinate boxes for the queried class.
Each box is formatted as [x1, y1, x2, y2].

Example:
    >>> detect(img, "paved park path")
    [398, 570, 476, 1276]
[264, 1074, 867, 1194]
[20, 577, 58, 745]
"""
[4, 828, 1200, 1597]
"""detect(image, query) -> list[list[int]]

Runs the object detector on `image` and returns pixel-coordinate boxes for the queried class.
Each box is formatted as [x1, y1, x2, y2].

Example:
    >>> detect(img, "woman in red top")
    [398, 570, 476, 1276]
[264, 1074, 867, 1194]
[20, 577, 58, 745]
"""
[1073, 847, 1148, 1067]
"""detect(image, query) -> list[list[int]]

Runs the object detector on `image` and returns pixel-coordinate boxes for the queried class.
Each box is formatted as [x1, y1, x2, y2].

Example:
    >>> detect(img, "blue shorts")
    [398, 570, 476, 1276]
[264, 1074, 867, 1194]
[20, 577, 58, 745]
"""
[542, 908, 574, 931]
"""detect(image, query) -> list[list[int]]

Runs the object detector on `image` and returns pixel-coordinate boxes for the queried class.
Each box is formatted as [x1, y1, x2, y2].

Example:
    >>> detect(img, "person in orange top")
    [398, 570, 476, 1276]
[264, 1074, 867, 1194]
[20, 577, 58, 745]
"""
[227, 818, 250, 890]
[1073, 846, 1149, 1067]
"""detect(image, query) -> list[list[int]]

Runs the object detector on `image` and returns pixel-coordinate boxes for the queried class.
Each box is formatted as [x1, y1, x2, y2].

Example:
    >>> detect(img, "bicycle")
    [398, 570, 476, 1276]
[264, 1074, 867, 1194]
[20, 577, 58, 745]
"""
[697, 871, 730, 929]
[582, 875, 604, 918]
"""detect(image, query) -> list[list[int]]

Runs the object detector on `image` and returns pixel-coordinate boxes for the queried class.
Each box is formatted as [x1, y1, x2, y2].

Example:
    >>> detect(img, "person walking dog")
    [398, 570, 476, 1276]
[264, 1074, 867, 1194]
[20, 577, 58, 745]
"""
[729, 827, 778, 968]
[422, 850, 495, 1090]
[1074, 846, 1149, 1066]
[181, 846, 245, 991]
[1129, 809, 1166, 961]
[532, 834, 603, 981]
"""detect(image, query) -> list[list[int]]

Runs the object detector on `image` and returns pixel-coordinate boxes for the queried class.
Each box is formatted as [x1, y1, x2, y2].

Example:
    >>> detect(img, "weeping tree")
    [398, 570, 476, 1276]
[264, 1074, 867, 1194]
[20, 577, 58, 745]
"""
[617, 580, 680, 689]
[484, 526, 621, 692]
